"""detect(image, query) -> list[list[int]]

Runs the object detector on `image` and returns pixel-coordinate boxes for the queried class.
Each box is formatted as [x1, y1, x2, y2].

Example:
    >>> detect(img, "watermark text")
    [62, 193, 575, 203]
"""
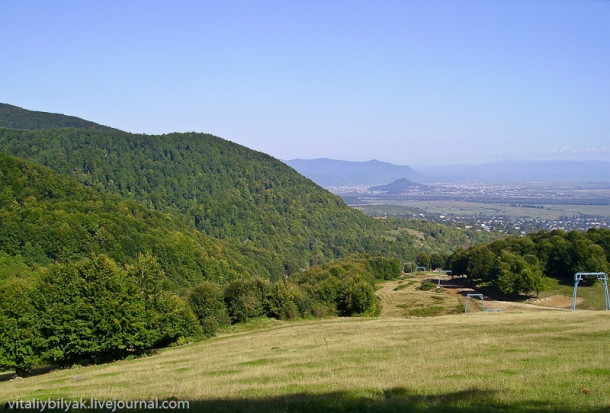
[4, 398, 190, 412]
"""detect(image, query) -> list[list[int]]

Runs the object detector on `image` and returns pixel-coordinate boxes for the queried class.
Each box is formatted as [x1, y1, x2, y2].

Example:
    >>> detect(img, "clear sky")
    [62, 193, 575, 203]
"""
[1, 0, 609, 165]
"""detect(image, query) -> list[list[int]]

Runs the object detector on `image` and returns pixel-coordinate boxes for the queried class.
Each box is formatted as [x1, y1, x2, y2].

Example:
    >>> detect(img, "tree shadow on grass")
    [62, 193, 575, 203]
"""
[0, 366, 58, 382]
[187, 387, 606, 413]
[3, 387, 607, 412]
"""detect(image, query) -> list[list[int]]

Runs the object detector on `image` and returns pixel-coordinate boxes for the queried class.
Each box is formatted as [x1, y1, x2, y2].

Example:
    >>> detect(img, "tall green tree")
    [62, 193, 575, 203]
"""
[416, 252, 430, 269]
[0, 278, 43, 376]
[36, 255, 200, 366]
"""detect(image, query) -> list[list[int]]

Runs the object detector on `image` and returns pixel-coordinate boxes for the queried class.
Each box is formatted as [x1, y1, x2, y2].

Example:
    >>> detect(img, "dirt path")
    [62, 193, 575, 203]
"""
[439, 279, 578, 312]
[377, 275, 576, 317]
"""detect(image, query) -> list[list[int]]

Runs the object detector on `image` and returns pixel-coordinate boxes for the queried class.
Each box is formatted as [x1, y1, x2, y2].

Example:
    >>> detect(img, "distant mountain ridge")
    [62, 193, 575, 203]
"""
[284, 158, 423, 187]
[0, 103, 119, 131]
[417, 160, 610, 183]
[287, 157, 610, 186]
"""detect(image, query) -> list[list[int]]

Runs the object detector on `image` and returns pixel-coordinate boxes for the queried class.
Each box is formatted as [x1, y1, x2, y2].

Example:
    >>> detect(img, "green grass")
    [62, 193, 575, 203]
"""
[393, 280, 417, 291]
[2, 311, 609, 412]
[538, 278, 609, 310]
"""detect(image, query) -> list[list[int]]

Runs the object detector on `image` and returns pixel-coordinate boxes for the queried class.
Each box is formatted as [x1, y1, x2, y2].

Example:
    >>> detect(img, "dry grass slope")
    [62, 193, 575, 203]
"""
[2, 310, 609, 412]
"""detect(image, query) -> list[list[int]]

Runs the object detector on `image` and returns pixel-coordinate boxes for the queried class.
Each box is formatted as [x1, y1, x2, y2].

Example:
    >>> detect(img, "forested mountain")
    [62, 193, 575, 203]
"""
[0, 114, 416, 269]
[0, 147, 404, 375]
[0, 151, 284, 287]
[0, 103, 118, 132]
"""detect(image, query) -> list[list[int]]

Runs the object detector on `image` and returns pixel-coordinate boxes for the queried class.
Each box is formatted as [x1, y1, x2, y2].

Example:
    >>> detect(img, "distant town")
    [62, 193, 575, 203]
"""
[330, 181, 610, 234]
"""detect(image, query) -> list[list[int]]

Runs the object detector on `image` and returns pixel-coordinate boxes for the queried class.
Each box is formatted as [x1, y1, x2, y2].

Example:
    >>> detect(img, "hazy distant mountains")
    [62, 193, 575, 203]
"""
[417, 160, 610, 183]
[286, 158, 610, 187]
[284, 158, 423, 186]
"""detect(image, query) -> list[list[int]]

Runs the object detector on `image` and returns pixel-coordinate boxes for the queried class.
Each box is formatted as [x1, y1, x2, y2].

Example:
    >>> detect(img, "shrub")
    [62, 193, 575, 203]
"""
[152, 293, 201, 346]
[263, 280, 301, 320]
[418, 281, 436, 291]
[337, 279, 381, 316]
[224, 278, 270, 323]
[188, 281, 230, 337]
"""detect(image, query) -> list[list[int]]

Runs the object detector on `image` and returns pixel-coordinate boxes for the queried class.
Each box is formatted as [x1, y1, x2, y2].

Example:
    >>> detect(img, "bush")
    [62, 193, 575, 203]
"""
[188, 281, 230, 337]
[337, 279, 381, 316]
[151, 293, 201, 346]
[224, 278, 270, 323]
[263, 280, 301, 320]
[418, 281, 436, 291]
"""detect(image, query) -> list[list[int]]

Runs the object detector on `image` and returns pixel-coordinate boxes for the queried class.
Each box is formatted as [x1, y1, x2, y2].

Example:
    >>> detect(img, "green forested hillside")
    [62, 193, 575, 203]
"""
[0, 127, 415, 269]
[0, 103, 117, 131]
[0, 151, 283, 287]
[0, 148, 401, 374]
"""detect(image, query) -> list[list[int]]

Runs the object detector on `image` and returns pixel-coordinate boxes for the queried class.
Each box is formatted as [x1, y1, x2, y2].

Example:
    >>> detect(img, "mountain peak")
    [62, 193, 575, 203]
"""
[369, 178, 429, 194]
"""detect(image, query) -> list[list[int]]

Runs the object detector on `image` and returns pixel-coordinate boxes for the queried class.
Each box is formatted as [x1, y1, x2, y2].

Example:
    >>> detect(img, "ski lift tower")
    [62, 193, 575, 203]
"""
[438, 270, 453, 287]
[571, 272, 610, 311]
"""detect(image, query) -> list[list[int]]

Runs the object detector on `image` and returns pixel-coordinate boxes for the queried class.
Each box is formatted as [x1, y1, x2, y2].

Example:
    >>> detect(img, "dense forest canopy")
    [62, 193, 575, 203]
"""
[0, 104, 497, 270]
[0, 126, 420, 269]
[0, 151, 284, 287]
[0, 103, 118, 131]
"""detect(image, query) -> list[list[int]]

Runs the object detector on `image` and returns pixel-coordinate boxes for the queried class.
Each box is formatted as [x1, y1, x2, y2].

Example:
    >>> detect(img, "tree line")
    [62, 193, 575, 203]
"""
[446, 228, 610, 296]
[0, 254, 400, 376]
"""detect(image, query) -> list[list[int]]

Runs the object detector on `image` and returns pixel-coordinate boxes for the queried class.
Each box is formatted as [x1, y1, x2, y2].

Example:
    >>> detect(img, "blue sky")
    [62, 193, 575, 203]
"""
[1, 0, 609, 165]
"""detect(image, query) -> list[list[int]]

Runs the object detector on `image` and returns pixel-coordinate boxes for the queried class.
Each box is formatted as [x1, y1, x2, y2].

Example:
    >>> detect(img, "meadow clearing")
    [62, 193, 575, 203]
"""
[1, 277, 608, 412]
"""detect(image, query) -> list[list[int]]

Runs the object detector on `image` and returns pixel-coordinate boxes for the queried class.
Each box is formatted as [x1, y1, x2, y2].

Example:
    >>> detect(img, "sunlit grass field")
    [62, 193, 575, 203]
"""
[2, 310, 608, 412]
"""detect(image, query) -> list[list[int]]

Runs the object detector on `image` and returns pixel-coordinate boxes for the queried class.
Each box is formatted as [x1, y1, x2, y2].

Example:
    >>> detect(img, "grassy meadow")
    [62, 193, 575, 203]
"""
[2, 308, 609, 412]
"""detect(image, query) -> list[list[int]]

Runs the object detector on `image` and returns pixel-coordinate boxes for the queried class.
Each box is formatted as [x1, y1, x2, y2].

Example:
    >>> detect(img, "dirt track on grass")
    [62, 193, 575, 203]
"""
[377, 275, 576, 317]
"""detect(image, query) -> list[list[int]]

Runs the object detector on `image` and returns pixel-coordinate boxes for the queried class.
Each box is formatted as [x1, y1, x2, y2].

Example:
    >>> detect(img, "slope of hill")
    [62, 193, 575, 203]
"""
[369, 178, 430, 194]
[285, 158, 424, 187]
[2, 312, 608, 412]
[0, 103, 118, 132]
[0, 113, 415, 269]
[0, 151, 283, 287]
